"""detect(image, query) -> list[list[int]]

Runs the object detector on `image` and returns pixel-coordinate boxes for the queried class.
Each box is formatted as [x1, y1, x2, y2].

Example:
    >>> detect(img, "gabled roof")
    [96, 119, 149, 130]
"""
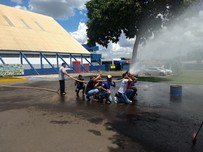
[0, 4, 89, 54]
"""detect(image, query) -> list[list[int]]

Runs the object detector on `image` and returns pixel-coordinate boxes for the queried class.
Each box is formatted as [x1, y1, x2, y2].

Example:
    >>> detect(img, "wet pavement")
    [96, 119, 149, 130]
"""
[0, 78, 203, 152]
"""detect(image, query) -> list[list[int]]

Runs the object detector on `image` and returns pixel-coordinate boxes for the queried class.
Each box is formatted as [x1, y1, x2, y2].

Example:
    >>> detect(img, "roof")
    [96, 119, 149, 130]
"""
[82, 44, 99, 52]
[0, 5, 90, 54]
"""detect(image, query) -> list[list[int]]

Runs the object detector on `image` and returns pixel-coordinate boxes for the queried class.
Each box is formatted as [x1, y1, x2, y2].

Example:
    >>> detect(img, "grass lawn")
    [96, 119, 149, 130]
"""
[167, 70, 203, 85]
[138, 70, 203, 85]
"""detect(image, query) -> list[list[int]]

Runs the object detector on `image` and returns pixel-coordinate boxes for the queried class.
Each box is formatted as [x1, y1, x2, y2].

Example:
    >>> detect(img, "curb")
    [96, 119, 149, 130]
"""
[0, 77, 28, 83]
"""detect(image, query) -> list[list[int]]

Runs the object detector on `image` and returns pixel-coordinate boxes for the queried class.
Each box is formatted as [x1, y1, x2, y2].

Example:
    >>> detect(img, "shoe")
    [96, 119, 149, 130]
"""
[114, 97, 118, 103]
[128, 100, 132, 103]
[106, 100, 111, 104]
[132, 96, 137, 101]
[61, 92, 66, 95]
[86, 96, 90, 102]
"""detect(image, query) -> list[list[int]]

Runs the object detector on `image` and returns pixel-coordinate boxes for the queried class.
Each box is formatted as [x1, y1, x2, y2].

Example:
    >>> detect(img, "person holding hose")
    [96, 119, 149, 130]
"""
[59, 63, 70, 95]
[114, 72, 133, 104]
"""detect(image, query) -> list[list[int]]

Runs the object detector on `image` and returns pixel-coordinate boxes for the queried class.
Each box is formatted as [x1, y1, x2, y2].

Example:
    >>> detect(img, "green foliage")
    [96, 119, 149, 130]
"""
[187, 50, 203, 63]
[86, 0, 196, 47]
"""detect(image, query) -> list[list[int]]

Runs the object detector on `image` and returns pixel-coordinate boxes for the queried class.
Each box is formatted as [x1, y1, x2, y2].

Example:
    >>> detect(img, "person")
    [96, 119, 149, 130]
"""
[75, 74, 86, 97]
[85, 73, 102, 101]
[58, 63, 70, 95]
[126, 74, 138, 101]
[114, 72, 133, 104]
[100, 75, 116, 103]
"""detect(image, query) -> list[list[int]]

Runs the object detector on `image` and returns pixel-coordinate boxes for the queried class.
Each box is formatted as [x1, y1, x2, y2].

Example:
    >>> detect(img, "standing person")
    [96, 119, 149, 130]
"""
[114, 73, 133, 104]
[59, 63, 70, 95]
[75, 74, 86, 97]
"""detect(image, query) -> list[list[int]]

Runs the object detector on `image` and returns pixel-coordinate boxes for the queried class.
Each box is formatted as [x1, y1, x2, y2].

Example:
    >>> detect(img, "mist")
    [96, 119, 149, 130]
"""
[130, 4, 203, 74]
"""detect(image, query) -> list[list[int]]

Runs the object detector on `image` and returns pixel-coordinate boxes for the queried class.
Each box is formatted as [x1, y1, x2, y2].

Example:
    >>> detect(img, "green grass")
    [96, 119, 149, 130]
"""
[166, 70, 203, 84]
[138, 70, 203, 85]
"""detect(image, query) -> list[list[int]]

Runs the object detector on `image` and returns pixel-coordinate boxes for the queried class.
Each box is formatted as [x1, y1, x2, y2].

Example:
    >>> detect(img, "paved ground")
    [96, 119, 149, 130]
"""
[0, 76, 203, 152]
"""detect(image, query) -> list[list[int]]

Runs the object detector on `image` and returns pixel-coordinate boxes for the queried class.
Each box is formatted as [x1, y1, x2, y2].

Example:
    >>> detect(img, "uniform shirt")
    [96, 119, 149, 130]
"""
[127, 81, 136, 89]
[59, 66, 67, 80]
[102, 81, 115, 89]
[76, 78, 84, 88]
[118, 79, 128, 93]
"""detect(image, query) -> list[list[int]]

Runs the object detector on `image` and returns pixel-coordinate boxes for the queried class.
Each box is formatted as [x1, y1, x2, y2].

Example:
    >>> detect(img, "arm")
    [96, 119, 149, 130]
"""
[94, 82, 100, 88]
[61, 69, 70, 77]
[101, 87, 108, 92]
[126, 75, 133, 82]
[111, 81, 116, 87]
[94, 71, 102, 81]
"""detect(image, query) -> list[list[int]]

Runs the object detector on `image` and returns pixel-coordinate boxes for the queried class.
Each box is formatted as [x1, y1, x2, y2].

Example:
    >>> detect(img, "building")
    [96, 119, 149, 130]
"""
[0, 4, 100, 75]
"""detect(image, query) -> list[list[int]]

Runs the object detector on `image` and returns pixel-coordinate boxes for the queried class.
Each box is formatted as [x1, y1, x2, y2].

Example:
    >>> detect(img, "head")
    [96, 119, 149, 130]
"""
[61, 63, 66, 68]
[78, 74, 82, 78]
[90, 76, 95, 80]
[122, 73, 127, 78]
[107, 75, 112, 82]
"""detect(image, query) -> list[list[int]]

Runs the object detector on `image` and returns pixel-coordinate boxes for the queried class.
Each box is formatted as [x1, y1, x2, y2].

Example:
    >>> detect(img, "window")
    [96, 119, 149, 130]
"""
[20, 19, 31, 29]
[35, 21, 45, 31]
[3, 16, 14, 26]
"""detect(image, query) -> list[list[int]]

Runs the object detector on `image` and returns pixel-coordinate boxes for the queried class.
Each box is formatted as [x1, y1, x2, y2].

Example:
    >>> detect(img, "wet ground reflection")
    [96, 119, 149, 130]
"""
[1, 80, 203, 152]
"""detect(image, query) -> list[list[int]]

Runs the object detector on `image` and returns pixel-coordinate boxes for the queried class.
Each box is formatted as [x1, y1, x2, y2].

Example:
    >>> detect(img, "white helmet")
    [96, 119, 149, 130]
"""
[107, 75, 112, 79]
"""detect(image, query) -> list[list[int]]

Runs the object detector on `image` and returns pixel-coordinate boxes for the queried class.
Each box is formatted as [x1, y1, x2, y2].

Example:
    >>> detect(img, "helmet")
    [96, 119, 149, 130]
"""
[107, 75, 112, 79]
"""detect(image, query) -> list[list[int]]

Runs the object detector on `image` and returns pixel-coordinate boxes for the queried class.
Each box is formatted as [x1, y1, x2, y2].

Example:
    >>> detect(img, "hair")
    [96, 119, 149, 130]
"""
[61, 63, 66, 66]
[122, 73, 127, 78]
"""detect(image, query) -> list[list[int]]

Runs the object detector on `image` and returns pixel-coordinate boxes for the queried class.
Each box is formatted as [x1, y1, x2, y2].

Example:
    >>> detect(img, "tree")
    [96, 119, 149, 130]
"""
[86, 0, 196, 63]
[187, 50, 203, 63]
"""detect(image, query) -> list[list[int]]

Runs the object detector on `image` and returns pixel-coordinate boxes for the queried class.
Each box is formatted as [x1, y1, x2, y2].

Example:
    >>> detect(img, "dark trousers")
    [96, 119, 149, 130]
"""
[59, 80, 65, 95]
[75, 86, 85, 94]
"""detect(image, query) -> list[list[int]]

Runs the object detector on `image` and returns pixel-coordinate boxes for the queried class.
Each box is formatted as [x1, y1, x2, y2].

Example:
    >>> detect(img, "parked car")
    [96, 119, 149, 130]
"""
[159, 67, 173, 75]
[141, 67, 173, 76]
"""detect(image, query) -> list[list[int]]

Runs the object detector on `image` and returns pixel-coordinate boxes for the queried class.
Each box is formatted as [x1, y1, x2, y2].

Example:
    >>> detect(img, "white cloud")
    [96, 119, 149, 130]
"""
[11, 0, 22, 4]
[28, 0, 88, 20]
[118, 32, 135, 48]
[70, 23, 134, 58]
[14, 5, 27, 10]
[70, 22, 87, 44]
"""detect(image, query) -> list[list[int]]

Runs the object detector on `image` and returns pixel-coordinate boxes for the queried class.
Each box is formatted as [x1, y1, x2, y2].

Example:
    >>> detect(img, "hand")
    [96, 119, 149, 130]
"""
[99, 70, 102, 76]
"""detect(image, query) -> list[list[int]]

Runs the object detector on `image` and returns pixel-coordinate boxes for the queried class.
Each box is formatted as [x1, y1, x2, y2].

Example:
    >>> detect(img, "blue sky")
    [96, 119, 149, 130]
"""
[0, 0, 88, 32]
[0, 0, 135, 58]
[56, 9, 88, 32]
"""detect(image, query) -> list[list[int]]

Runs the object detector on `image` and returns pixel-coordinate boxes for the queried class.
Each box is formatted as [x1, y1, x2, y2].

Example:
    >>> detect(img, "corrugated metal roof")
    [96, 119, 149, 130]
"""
[0, 4, 90, 54]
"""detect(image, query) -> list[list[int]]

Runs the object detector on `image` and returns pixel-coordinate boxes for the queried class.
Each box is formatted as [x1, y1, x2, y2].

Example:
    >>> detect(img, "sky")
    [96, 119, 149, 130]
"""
[0, 0, 135, 59]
